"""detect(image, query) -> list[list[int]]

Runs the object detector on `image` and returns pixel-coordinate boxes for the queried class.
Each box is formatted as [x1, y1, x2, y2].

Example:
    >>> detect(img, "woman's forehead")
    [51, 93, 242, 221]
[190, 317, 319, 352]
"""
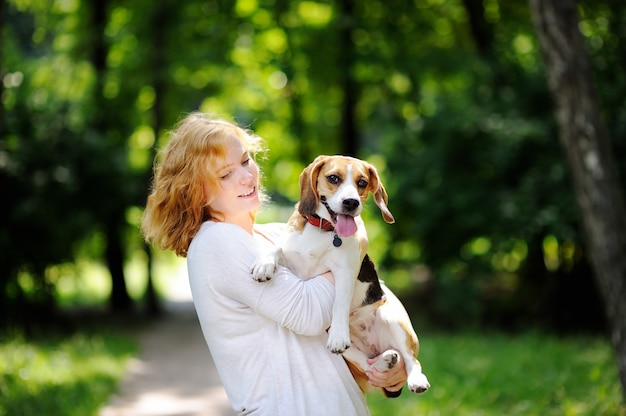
[210, 138, 245, 167]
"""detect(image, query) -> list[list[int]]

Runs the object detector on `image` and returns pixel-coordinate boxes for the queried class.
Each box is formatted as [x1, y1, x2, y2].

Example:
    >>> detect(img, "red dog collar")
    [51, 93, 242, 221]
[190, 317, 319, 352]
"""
[305, 214, 335, 231]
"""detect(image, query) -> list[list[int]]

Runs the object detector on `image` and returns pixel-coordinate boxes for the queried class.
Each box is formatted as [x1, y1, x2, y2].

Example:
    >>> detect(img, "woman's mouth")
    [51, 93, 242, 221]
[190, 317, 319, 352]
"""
[240, 187, 256, 198]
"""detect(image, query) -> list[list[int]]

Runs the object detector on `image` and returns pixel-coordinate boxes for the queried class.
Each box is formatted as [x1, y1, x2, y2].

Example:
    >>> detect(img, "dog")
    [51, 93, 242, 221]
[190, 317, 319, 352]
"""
[251, 155, 430, 395]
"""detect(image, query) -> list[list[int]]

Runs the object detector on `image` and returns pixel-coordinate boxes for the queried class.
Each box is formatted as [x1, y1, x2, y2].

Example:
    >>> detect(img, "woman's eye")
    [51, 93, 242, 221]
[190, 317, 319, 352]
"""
[220, 171, 231, 180]
[242, 158, 251, 166]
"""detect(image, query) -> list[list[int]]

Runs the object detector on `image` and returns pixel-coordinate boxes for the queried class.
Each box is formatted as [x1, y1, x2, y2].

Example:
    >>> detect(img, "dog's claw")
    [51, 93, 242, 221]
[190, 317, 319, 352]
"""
[251, 258, 277, 282]
[326, 331, 351, 354]
[252, 274, 271, 282]
[328, 343, 350, 354]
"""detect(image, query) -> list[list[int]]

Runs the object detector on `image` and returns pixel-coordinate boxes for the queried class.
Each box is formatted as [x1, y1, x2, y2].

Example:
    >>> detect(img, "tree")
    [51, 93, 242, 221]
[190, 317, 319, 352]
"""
[530, 0, 626, 400]
[84, 0, 133, 312]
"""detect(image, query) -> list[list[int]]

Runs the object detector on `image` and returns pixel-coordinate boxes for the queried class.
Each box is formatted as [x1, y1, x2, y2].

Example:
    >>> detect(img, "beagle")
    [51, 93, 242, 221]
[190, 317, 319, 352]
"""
[252, 155, 430, 395]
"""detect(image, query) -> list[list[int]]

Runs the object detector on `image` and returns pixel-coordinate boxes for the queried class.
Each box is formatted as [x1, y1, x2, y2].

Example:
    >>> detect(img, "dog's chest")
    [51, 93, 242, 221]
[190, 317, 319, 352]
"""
[281, 242, 335, 278]
[282, 228, 358, 278]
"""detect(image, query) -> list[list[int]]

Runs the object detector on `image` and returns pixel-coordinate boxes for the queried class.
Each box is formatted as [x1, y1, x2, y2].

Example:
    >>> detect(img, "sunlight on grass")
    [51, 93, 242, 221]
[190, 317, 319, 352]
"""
[55, 248, 191, 306]
[0, 331, 136, 416]
[123, 248, 191, 301]
[367, 332, 625, 416]
[54, 259, 111, 305]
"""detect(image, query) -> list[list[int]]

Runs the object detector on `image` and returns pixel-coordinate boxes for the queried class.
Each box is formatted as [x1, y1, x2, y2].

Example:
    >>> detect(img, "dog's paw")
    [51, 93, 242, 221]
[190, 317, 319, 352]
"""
[250, 257, 277, 282]
[372, 350, 399, 372]
[326, 329, 351, 354]
[407, 372, 430, 394]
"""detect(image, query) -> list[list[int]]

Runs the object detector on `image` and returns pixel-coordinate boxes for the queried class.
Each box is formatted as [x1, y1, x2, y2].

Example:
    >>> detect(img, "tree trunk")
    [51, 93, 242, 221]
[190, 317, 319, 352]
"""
[140, 1, 172, 317]
[461, 0, 494, 58]
[530, 0, 626, 400]
[106, 221, 132, 311]
[87, 0, 133, 312]
[0, 0, 5, 137]
[337, 0, 359, 156]
[273, 0, 308, 163]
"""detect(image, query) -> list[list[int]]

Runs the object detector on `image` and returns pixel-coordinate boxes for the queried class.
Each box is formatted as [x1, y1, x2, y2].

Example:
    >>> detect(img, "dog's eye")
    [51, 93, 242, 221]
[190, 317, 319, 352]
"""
[357, 179, 368, 189]
[327, 175, 340, 185]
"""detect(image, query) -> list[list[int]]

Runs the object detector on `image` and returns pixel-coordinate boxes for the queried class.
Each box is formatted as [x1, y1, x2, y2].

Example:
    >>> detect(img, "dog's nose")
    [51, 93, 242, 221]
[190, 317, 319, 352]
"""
[342, 198, 360, 212]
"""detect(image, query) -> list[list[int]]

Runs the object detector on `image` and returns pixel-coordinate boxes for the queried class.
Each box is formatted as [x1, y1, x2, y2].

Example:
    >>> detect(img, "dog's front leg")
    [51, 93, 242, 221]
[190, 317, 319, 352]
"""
[251, 247, 284, 282]
[327, 270, 354, 353]
[326, 248, 360, 353]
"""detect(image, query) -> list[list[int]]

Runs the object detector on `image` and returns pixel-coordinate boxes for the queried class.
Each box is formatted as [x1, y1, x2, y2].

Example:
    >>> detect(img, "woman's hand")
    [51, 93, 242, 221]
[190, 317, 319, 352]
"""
[366, 352, 407, 392]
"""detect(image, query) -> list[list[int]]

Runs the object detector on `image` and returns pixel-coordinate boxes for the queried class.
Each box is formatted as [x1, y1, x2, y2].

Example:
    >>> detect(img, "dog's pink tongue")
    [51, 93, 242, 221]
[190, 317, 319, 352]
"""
[336, 214, 357, 237]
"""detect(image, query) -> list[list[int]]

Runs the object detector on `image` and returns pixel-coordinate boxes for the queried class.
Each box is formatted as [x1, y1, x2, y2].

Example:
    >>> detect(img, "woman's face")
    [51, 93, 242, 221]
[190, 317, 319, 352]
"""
[205, 137, 261, 227]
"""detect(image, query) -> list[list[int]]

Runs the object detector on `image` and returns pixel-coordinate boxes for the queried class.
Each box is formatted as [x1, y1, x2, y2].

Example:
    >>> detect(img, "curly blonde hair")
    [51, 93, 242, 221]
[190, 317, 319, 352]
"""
[141, 112, 266, 257]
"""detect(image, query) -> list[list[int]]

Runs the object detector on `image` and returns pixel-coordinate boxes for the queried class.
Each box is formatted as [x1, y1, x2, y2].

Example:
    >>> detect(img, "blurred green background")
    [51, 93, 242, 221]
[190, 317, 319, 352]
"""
[3, 0, 622, 332]
[1, 0, 625, 413]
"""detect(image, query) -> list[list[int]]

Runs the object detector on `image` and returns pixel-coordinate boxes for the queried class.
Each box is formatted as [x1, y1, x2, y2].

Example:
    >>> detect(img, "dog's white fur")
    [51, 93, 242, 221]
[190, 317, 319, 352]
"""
[252, 155, 429, 394]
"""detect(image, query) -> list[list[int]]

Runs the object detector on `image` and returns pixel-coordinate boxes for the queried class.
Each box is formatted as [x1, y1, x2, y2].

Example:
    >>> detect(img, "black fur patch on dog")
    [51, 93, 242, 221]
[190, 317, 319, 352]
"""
[358, 255, 385, 306]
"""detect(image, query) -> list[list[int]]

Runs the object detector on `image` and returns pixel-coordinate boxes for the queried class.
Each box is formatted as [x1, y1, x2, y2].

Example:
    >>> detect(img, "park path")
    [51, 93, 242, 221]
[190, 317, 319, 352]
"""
[99, 298, 236, 416]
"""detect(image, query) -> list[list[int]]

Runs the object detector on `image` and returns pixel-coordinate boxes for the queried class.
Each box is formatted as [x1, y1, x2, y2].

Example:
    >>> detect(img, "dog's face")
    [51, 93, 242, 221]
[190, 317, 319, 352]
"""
[297, 155, 394, 236]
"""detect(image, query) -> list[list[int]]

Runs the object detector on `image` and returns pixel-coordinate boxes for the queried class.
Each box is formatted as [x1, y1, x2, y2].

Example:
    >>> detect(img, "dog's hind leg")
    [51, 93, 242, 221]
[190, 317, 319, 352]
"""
[372, 349, 400, 371]
[405, 357, 430, 394]
[342, 347, 399, 373]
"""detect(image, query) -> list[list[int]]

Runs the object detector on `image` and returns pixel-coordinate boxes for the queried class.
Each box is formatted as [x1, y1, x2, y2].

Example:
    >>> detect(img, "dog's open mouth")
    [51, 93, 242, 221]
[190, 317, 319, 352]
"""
[321, 196, 358, 237]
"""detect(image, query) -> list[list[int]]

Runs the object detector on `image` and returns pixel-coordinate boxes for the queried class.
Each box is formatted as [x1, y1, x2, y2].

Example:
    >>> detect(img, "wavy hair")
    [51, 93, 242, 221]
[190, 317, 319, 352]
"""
[141, 112, 266, 257]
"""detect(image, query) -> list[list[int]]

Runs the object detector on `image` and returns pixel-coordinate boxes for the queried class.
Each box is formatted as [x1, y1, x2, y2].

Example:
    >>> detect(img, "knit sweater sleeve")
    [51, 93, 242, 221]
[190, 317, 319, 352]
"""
[187, 222, 335, 336]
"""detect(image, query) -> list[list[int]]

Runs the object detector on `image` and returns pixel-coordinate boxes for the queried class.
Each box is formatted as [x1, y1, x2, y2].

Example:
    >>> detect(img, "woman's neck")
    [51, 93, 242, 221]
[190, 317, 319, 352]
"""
[224, 213, 254, 234]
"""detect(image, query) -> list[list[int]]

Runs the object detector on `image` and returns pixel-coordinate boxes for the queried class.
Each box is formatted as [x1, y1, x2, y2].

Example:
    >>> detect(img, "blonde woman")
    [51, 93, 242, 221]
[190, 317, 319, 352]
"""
[142, 112, 406, 415]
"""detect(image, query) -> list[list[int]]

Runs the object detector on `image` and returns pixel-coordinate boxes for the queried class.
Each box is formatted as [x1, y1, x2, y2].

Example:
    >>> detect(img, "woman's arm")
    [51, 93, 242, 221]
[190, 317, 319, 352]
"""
[188, 222, 335, 336]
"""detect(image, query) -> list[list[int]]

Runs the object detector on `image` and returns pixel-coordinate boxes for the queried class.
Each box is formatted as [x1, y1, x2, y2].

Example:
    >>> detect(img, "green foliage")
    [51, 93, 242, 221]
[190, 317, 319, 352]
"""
[374, 0, 624, 330]
[0, 330, 136, 416]
[2, 0, 625, 333]
[367, 332, 625, 416]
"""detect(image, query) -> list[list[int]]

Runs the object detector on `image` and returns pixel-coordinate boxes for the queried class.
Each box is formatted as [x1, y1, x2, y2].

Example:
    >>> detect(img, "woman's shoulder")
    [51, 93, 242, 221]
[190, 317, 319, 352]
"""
[254, 222, 286, 241]
[254, 222, 287, 234]
[190, 221, 249, 251]
[199, 220, 250, 234]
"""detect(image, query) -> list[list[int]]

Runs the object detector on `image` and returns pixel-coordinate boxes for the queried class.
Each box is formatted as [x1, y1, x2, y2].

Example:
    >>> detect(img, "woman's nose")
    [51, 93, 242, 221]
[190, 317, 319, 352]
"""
[239, 167, 254, 184]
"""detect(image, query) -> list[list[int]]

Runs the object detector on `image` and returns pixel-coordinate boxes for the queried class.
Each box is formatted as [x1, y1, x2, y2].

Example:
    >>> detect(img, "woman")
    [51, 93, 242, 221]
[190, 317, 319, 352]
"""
[141, 112, 406, 415]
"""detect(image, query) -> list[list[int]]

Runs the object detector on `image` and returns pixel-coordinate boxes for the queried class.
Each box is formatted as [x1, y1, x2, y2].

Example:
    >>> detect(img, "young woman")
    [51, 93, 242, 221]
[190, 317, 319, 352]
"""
[141, 112, 407, 415]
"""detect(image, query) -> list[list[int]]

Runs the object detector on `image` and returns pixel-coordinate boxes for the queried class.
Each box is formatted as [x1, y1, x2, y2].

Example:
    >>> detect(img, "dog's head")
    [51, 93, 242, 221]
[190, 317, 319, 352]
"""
[297, 155, 394, 237]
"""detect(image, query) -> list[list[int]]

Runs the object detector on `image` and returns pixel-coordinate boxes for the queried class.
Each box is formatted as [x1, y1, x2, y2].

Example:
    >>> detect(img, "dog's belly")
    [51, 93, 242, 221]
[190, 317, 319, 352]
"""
[349, 303, 385, 358]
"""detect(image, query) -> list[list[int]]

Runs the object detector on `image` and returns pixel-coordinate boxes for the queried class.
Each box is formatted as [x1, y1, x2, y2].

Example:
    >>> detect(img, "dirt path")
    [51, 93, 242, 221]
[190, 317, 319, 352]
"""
[99, 300, 235, 416]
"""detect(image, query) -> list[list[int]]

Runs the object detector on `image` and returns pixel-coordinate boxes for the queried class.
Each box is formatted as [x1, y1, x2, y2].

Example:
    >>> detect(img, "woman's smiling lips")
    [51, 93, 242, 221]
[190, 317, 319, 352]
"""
[239, 187, 256, 198]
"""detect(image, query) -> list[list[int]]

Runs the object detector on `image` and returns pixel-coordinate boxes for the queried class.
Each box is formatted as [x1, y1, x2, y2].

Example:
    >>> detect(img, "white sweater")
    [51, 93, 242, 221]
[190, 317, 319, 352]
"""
[187, 221, 369, 416]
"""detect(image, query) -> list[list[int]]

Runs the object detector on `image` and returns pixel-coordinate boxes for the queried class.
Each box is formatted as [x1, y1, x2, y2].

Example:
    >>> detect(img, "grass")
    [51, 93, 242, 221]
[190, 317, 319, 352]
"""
[367, 331, 625, 416]
[0, 328, 137, 416]
[0, 324, 623, 416]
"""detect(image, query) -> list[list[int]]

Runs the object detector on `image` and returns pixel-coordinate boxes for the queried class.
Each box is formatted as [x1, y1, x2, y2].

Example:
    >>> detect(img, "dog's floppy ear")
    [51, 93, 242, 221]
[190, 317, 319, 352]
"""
[367, 164, 395, 224]
[297, 156, 328, 217]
